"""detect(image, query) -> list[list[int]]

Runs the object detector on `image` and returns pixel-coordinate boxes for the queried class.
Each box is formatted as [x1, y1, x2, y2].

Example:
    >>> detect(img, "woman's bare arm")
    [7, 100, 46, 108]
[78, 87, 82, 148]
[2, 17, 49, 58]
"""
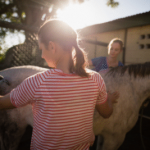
[0, 93, 16, 110]
[96, 91, 119, 118]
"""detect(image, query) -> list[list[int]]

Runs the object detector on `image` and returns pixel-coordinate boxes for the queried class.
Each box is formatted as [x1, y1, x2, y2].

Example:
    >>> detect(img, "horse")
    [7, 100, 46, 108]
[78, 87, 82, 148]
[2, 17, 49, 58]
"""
[94, 62, 150, 150]
[0, 66, 47, 150]
[0, 63, 150, 150]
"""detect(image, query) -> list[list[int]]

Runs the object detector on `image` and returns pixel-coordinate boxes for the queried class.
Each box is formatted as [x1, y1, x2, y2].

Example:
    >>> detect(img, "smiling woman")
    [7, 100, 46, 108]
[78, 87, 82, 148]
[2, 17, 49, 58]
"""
[89, 38, 124, 72]
[56, 2, 96, 30]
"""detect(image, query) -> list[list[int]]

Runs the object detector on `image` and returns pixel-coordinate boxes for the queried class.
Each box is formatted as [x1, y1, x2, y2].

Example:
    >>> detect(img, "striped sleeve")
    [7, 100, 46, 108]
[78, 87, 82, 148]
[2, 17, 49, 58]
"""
[95, 73, 107, 104]
[10, 74, 40, 107]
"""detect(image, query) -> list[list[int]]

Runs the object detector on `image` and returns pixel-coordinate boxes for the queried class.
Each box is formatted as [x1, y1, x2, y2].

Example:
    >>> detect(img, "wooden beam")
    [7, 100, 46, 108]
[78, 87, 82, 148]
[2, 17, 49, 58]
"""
[82, 39, 108, 47]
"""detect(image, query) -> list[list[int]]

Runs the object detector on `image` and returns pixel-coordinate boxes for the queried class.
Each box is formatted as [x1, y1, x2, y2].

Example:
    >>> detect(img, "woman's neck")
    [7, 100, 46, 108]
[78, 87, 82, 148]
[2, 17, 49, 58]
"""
[107, 56, 118, 67]
[56, 53, 72, 74]
[107, 56, 117, 62]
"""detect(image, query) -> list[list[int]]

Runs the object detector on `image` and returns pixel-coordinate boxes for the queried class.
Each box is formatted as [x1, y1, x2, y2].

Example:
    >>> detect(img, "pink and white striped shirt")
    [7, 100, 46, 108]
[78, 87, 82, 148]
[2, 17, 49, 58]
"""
[10, 69, 107, 150]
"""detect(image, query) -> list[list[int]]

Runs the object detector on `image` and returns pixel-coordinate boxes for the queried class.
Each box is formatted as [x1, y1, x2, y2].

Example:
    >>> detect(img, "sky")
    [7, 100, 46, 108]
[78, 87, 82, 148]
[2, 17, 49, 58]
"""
[57, 0, 150, 29]
[1, 0, 150, 50]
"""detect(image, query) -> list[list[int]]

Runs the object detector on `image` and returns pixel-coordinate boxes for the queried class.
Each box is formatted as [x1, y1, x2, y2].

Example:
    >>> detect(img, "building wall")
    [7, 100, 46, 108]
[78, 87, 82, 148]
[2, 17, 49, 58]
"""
[83, 24, 150, 65]
[125, 25, 150, 65]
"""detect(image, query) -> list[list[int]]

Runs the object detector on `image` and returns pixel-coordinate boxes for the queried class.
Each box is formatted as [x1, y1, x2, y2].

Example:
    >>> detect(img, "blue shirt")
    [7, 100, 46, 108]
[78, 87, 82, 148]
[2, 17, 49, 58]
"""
[91, 57, 123, 72]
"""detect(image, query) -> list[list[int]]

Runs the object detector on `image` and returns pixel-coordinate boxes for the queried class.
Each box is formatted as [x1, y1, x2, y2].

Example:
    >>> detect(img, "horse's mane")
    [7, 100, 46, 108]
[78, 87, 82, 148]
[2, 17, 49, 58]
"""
[107, 62, 150, 78]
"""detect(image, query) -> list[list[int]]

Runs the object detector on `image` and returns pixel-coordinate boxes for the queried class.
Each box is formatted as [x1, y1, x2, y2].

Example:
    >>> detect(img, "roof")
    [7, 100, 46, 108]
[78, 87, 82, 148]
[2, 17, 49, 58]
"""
[79, 11, 150, 36]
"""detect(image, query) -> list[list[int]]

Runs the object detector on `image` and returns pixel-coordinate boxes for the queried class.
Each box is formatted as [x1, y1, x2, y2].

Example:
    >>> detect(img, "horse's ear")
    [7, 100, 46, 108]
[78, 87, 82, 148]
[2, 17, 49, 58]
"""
[0, 75, 10, 86]
[0, 75, 4, 80]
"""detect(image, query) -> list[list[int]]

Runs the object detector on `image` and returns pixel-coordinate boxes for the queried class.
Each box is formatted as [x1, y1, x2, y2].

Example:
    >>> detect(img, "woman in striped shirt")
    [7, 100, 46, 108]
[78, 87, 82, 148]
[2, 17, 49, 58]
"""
[0, 19, 118, 150]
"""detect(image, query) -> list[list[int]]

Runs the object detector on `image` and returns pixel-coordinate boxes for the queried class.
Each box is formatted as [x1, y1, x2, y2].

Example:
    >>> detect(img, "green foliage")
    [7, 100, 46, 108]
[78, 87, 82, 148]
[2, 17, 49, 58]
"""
[107, 0, 119, 8]
[0, 53, 5, 62]
[0, 38, 6, 61]
[0, 28, 6, 37]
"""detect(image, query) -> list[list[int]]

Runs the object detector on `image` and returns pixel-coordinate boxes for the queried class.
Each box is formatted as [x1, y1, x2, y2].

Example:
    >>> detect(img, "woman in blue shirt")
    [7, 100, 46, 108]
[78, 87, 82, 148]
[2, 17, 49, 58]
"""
[89, 38, 124, 72]
[89, 38, 123, 150]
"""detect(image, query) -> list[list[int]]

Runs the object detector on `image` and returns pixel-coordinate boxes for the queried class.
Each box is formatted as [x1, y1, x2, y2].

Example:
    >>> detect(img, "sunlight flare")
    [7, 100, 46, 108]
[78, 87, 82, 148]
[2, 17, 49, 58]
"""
[56, 2, 96, 30]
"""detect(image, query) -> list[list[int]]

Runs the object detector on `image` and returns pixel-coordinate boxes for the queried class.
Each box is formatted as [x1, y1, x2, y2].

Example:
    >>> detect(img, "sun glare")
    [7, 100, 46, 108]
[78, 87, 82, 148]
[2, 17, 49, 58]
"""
[57, 2, 95, 30]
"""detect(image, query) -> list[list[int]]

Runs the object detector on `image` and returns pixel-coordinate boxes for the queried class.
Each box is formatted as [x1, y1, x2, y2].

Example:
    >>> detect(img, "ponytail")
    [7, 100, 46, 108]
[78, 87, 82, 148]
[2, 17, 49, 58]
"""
[70, 41, 89, 77]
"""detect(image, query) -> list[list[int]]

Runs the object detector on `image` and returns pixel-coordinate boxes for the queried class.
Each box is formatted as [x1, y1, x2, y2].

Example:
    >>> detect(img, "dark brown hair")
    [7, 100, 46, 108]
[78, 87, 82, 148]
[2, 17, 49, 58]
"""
[108, 38, 124, 50]
[38, 19, 89, 77]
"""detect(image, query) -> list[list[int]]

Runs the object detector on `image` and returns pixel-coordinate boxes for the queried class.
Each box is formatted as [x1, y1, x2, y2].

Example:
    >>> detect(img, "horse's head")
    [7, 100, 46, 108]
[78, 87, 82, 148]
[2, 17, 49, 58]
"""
[0, 75, 11, 95]
[0, 65, 48, 95]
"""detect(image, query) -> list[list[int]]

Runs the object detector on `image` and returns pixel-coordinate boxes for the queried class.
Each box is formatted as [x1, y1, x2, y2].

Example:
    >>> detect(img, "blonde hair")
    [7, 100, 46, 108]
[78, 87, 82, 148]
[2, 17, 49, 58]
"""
[108, 38, 124, 50]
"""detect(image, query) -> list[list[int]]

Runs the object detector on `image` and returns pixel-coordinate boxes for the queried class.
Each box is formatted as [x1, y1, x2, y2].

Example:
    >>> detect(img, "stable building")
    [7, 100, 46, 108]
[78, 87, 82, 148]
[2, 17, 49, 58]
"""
[80, 11, 150, 65]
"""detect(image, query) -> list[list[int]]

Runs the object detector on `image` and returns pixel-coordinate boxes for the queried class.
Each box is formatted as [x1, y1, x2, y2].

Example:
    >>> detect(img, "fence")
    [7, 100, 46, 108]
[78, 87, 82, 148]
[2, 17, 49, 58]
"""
[0, 32, 48, 70]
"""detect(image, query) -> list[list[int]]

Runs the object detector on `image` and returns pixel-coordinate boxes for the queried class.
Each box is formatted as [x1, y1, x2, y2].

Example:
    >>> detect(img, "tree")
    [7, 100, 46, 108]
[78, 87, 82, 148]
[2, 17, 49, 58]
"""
[0, 0, 119, 35]
[0, 0, 88, 36]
